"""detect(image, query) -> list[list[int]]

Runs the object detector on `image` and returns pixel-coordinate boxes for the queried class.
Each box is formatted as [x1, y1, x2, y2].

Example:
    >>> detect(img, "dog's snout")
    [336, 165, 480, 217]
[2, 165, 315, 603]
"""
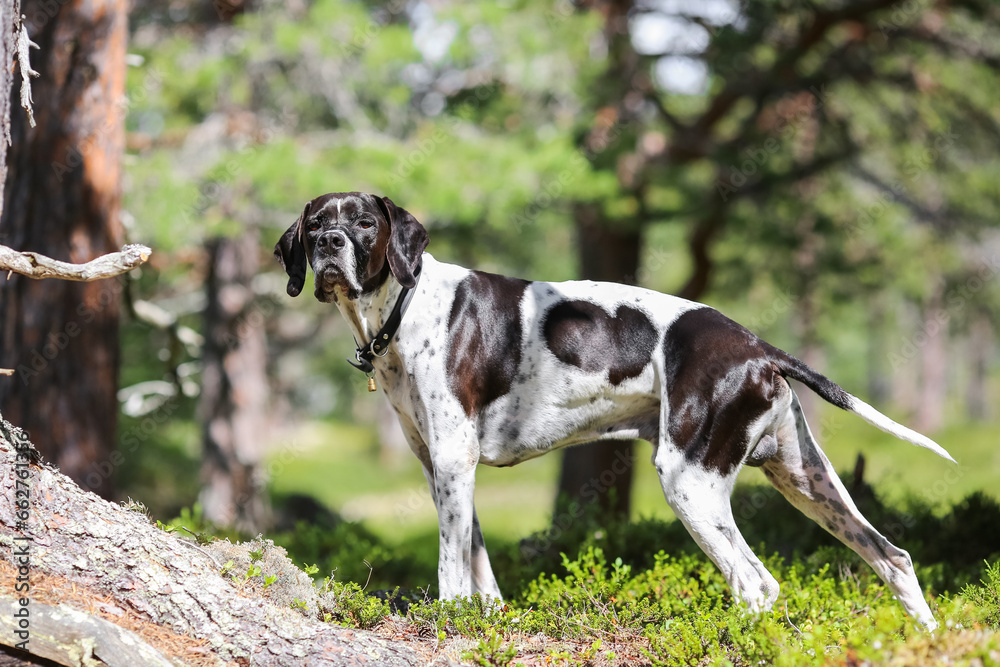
[317, 230, 347, 250]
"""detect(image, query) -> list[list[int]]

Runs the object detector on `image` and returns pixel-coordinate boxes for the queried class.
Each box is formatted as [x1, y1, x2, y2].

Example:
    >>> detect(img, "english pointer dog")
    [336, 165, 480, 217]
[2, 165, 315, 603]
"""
[275, 191, 954, 629]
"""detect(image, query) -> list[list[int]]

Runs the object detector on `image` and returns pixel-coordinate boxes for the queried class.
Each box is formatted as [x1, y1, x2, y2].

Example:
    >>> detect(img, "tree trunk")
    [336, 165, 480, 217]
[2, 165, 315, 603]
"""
[0, 415, 434, 666]
[551, 0, 646, 523]
[0, 0, 127, 499]
[199, 234, 271, 532]
[555, 204, 640, 519]
[966, 312, 992, 421]
[0, 0, 20, 208]
[790, 213, 823, 426]
[914, 287, 947, 433]
[676, 204, 727, 302]
[866, 293, 891, 407]
[793, 287, 824, 427]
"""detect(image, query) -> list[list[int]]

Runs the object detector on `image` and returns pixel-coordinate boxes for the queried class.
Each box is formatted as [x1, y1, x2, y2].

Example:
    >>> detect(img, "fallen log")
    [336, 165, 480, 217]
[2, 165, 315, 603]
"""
[0, 414, 451, 666]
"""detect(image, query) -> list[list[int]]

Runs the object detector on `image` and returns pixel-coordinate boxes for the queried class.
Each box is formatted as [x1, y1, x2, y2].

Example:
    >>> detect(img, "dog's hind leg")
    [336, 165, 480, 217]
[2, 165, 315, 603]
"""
[653, 443, 780, 613]
[761, 390, 937, 629]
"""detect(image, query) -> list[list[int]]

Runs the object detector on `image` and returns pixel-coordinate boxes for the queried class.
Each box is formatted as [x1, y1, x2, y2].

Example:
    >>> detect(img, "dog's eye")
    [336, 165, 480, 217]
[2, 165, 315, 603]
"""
[359, 220, 374, 229]
[307, 220, 321, 232]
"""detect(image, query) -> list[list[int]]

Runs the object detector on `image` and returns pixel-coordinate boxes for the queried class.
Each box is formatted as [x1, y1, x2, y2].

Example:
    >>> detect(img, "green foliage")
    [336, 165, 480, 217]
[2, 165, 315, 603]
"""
[121, 497, 151, 519]
[961, 560, 1000, 629]
[319, 579, 392, 630]
[461, 628, 517, 667]
[117, 2, 1000, 659]
[114, 406, 201, 520]
[148, 489, 999, 663]
[269, 520, 436, 590]
[408, 593, 524, 637]
[118, 0, 1000, 464]
[307, 539, 998, 664]
[503, 481, 1000, 603]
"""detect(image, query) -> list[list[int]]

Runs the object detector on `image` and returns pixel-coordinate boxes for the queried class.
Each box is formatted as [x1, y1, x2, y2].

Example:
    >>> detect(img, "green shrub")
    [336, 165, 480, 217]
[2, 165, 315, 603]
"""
[161, 490, 1000, 664]
[961, 559, 1000, 629]
[318, 579, 393, 629]
[270, 520, 435, 590]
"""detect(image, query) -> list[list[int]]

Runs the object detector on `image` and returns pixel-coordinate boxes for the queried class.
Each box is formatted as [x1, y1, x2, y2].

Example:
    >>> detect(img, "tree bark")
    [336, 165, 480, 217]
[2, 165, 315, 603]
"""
[914, 287, 947, 433]
[0, 0, 20, 207]
[866, 293, 891, 407]
[0, 414, 440, 666]
[550, 0, 647, 522]
[790, 214, 823, 426]
[966, 312, 992, 421]
[555, 204, 640, 520]
[199, 234, 271, 532]
[675, 204, 727, 302]
[0, 0, 127, 499]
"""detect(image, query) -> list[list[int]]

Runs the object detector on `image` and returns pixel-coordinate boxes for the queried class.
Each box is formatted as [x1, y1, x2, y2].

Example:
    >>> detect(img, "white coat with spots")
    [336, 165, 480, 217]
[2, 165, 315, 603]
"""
[275, 192, 955, 629]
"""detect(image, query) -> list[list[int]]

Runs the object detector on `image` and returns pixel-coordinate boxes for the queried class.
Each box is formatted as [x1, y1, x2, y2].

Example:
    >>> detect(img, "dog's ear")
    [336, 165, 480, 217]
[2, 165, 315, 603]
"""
[274, 202, 311, 297]
[375, 195, 429, 289]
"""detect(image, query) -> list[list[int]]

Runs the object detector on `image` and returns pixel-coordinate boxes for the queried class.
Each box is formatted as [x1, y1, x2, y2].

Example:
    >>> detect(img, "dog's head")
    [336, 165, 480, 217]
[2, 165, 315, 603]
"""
[274, 192, 429, 302]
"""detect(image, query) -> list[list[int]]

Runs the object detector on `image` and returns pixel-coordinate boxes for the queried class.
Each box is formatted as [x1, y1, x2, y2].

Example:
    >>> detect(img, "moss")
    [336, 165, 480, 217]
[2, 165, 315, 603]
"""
[206, 536, 321, 617]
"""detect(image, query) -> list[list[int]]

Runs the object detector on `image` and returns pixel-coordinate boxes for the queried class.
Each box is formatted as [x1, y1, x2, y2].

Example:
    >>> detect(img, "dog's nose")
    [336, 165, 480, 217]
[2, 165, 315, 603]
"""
[317, 231, 347, 250]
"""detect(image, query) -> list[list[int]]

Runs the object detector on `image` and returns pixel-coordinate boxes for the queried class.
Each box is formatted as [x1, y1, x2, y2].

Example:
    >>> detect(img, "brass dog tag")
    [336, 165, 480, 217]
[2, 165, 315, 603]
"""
[367, 376, 377, 392]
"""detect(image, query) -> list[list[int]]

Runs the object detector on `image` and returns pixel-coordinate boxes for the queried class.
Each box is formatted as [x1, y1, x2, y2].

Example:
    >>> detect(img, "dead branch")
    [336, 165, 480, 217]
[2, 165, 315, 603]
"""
[15, 17, 39, 129]
[0, 243, 151, 281]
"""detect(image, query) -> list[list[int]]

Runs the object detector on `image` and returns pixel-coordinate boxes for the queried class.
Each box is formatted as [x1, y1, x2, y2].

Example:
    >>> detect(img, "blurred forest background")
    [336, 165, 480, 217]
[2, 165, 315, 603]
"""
[1, 0, 999, 590]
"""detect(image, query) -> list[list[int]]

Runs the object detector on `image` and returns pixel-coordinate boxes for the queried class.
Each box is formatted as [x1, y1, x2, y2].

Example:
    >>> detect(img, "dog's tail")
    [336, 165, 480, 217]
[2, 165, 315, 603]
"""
[768, 346, 956, 463]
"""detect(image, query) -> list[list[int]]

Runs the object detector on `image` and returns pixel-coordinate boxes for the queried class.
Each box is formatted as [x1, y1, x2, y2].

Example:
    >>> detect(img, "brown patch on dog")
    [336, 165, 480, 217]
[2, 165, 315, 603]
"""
[446, 271, 530, 417]
[662, 307, 780, 476]
[542, 300, 657, 385]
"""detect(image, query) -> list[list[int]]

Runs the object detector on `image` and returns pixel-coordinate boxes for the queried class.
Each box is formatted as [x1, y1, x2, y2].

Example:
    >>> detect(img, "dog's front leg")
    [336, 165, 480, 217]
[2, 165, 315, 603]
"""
[471, 510, 503, 600]
[422, 465, 502, 599]
[430, 432, 479, 600]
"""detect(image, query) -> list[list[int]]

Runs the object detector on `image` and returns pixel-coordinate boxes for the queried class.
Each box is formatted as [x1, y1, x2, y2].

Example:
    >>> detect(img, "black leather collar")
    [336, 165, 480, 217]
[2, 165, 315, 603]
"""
[347, 268, 421, 375]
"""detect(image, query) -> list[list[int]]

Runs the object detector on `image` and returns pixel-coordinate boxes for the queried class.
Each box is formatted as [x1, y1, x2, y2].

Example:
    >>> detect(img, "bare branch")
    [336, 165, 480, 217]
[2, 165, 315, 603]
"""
[690, 0, 901, 138]
[850, 165, 994, 233]
[892, 27, 1000, 71]
[16, 17, 40, 129]
[0, 243, 152, 281]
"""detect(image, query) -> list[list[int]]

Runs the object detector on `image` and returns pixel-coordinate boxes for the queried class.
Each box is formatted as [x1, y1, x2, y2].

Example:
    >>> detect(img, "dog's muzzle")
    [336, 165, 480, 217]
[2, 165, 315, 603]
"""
[313, 231, 362, 300]
[317, 229, 348, 253]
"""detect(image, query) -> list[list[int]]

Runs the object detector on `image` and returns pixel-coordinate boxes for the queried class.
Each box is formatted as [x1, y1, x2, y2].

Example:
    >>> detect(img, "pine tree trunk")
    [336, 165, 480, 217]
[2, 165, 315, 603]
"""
[0, 0, 127, 499]
[791, 214, 822, 426]
[555, 204, 640, 519]
[966, 312, 992, 421]
[0, 0, 20, 207]
[914, 288, 947, 433]
[199, 234, 271, 532]
[553, 0, 644, 523]
[866, 294, 891, 407]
